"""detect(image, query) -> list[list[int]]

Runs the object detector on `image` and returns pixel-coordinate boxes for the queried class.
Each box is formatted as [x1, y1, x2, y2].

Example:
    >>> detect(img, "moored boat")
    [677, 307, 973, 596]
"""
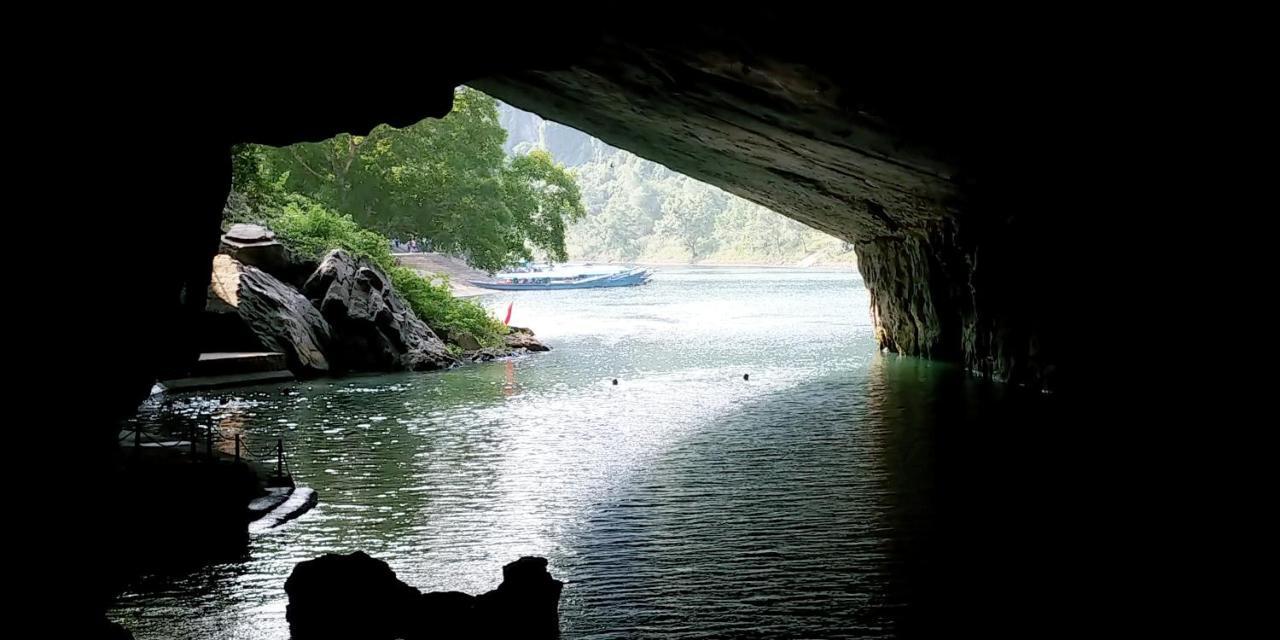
[470, 265, 653, 291]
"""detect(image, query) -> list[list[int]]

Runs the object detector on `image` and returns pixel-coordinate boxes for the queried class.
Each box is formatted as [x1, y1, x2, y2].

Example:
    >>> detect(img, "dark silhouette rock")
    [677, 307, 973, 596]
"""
[285, 551, 421, 640]
[473, 556, 563, 637]
[285, 551, 562, 639]
[303, 250, 457, 372]
[212, 254, 331, 374]
[505, 326, 550, 352]
[78, 618, 135, 640]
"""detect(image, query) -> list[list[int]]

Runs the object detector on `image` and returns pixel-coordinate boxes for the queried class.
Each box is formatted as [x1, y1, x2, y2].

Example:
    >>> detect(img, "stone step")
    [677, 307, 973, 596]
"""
[160, 369, 295, 392]
[250, 487, 318, 532]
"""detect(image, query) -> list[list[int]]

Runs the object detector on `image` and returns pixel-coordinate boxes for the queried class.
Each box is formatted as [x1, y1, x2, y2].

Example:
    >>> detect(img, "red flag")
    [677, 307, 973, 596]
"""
[503, 302, 513, 325]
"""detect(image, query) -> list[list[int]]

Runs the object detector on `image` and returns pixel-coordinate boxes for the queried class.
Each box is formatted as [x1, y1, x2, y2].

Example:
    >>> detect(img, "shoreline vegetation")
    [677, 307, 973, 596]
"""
[231, 196, 512, 350]
[226, 88, 585, 354]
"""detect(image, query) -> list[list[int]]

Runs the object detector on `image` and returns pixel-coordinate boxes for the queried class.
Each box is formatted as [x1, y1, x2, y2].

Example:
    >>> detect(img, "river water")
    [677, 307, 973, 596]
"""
[110, 266, 1068, 639]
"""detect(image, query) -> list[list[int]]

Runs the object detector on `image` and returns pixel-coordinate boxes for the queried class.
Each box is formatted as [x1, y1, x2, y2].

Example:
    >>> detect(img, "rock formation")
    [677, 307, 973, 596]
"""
[303, 250, 457, 372]
[505, 326, 550, 352]
[219, 223, 283, 271]
[285, 551, 563, 639]
[210, 254, 332, 374]
[201, 248, 550, 376]
[220, 223, 318, 289]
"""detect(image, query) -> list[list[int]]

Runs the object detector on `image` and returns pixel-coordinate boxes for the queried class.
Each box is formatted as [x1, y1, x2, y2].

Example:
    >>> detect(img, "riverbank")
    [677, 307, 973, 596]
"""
[393, 252, 492, 297]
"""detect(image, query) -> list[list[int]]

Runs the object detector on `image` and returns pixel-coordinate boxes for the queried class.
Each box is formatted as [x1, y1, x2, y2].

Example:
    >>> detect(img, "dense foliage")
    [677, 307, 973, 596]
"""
[258, 88, 584, 272]
[565, 152, 855, 264]
[228, 152, 509, 348]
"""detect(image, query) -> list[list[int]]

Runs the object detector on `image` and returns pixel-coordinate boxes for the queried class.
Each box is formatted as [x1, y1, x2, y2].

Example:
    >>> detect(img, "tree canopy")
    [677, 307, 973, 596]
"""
[256, 88, 584, 272]
[564, 151, 854, 265]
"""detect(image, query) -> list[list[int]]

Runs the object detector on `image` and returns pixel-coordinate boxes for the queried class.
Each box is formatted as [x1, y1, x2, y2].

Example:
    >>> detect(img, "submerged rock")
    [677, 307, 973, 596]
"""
[461, 326, 550, 361]
[463, 347, 508, 362]
[505, 326, 550, 352]
[303, 250, 457, 372]
[210, 255, 331, 374]
[285, 551, 562, 639]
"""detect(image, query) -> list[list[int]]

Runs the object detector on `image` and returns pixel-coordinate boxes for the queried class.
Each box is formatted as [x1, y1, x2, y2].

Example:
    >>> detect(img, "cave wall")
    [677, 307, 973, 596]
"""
[469, 20, 1078, 390]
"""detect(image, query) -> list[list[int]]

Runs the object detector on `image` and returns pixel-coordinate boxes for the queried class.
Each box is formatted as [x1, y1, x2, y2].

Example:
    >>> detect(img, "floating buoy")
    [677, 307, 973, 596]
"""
[612, 379, 619, 385]
[743, 374, 750, 381]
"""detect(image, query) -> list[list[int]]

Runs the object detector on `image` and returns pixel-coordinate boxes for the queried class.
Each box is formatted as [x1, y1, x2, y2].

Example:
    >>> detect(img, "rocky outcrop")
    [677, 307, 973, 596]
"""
[303, 250, 458, 372]
[220, 223, 318, 289]
[205, 248, 549, 375]
[211, 255, 331, 374]
[449, 331, 483, 351]
[285, 551, 562, 639]
[855, 218, 1062, 389]
[220, 223, 282, 269]
[462, 347, 512, 362]
[505, 326, 550, 352]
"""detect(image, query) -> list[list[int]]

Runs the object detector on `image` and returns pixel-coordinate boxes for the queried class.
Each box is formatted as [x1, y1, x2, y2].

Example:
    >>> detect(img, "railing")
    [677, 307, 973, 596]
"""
[120, 422, 295, 486]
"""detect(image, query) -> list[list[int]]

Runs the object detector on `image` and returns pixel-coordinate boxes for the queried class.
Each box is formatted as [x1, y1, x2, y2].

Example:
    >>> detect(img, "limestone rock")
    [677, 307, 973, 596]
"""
[220, 223, 284, 272]
[450, 331, 482, 351]
[505, 326, 550, 352]
[303, 250, 457, 372]
[220, 223, 317, 288]
[211, 255, 331, 374]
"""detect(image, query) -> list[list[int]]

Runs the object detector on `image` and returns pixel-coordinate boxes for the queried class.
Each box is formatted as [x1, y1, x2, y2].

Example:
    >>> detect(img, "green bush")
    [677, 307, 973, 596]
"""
[271, 196, 396, 269]
[266, 196, 508, 348]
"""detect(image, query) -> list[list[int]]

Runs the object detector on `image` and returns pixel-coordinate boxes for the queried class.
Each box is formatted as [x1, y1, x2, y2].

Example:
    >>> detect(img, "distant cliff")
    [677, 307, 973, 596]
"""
[497, 102, 855, 266]
[499, 104, 615, 168]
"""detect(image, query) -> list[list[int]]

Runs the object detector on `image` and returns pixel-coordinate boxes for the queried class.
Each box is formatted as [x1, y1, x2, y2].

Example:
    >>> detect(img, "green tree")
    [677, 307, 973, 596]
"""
[258, 88, 582, 272]
[655, 182, 721, 260]
[500, 150, 586, 263]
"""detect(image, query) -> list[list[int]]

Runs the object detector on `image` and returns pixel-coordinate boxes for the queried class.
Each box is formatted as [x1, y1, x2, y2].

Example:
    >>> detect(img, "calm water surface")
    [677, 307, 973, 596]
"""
[111, 266, 1062, 639]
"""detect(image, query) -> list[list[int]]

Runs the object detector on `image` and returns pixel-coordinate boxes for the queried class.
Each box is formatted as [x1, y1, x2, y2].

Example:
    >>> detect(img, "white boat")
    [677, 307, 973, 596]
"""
[470, 264, 653, 291]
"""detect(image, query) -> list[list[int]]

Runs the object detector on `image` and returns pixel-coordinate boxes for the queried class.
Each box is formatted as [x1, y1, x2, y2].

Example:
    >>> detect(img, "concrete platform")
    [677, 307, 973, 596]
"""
[160, 351, 294, 391]
[160, 369, 294, 391]
[191, 351, 288, 376]
[250, 487, 318, 532]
